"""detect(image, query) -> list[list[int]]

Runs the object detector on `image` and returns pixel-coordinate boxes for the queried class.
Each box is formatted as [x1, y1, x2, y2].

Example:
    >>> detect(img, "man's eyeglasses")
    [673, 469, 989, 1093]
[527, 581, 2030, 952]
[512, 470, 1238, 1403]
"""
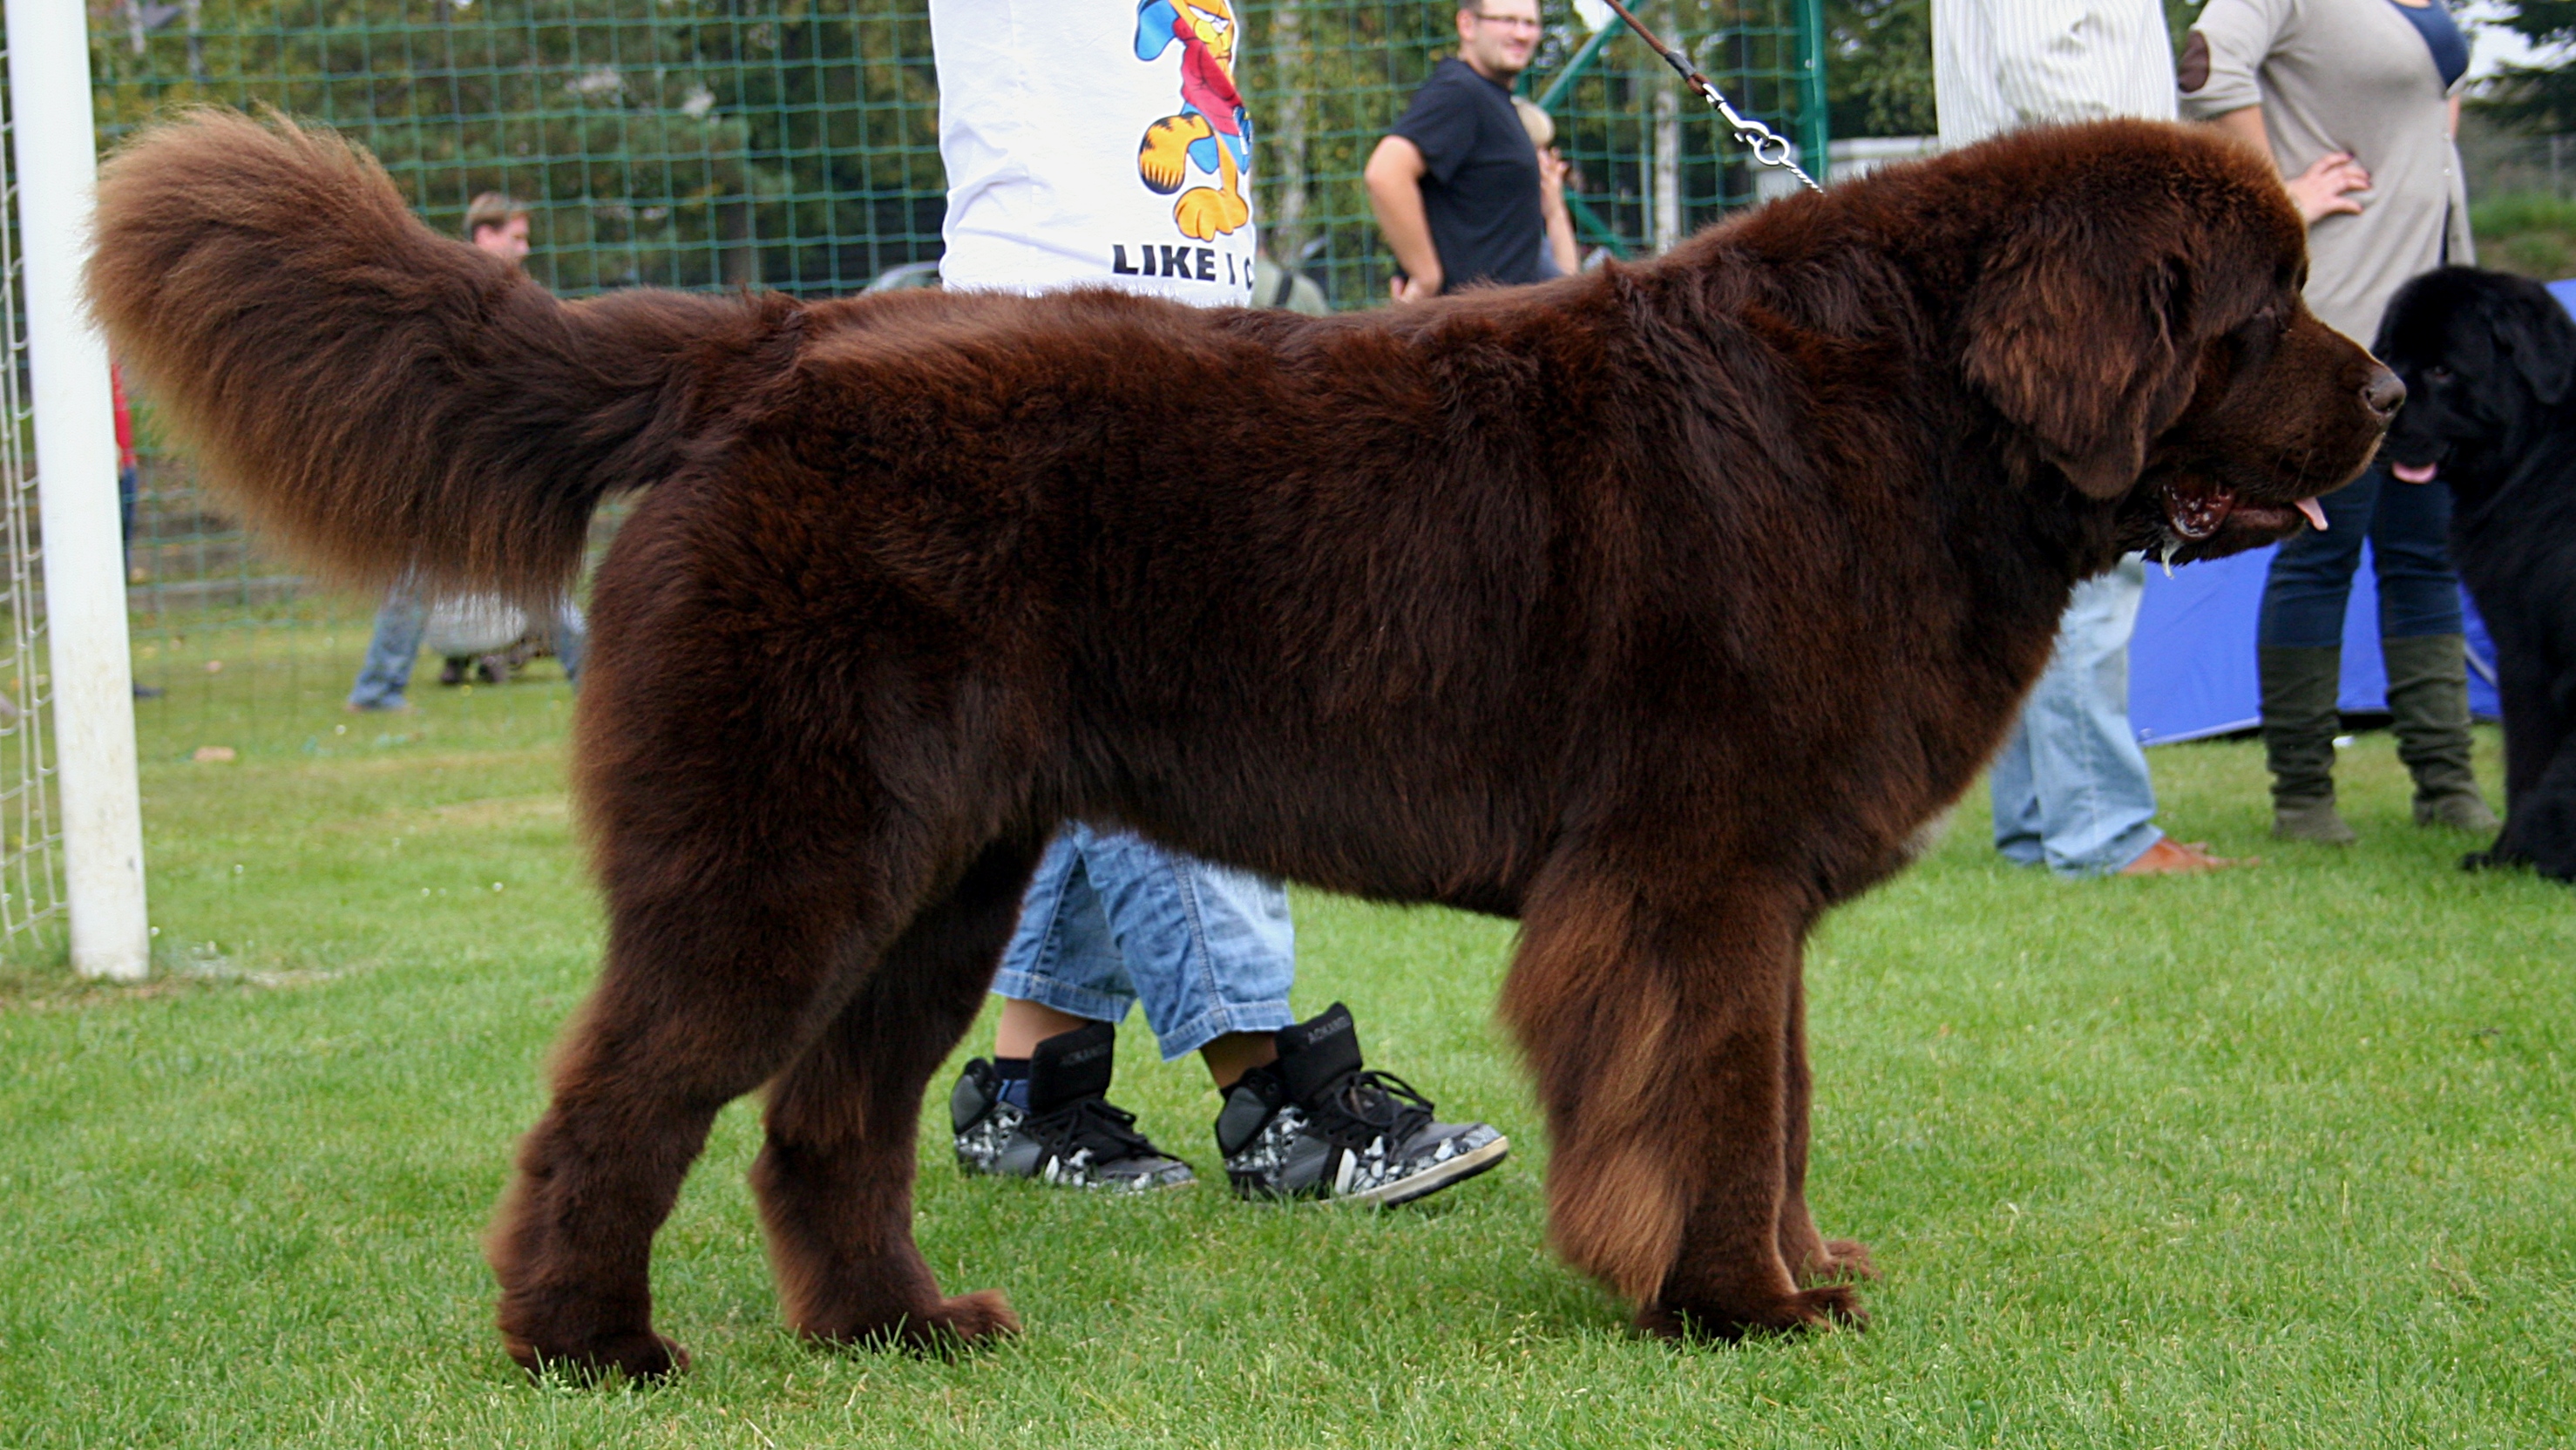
[1470, 12, 1543, 30]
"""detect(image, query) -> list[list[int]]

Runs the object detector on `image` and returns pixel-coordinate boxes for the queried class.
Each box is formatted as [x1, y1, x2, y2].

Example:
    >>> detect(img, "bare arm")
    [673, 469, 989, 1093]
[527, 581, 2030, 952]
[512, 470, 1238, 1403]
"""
[2208, 103, 2269, 158]
[1539, 147, 1579, 277]
[1365, 135, 1444, 302]
[2207, 104, 2369, 224]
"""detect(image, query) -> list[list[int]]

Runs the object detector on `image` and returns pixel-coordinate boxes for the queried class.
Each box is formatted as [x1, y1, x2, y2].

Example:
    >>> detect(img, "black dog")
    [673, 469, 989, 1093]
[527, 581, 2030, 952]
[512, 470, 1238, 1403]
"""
[2376, 268, 2576, 881]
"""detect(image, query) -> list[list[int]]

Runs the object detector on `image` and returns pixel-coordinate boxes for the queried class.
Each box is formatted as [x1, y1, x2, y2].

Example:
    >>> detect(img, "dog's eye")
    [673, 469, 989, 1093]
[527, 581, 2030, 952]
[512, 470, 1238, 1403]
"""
[2426, 366, 2454, 384]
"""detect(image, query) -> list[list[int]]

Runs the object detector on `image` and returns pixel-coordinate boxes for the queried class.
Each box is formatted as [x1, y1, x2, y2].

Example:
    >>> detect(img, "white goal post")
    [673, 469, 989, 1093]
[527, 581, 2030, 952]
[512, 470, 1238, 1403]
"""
[6, 0, 151, 979]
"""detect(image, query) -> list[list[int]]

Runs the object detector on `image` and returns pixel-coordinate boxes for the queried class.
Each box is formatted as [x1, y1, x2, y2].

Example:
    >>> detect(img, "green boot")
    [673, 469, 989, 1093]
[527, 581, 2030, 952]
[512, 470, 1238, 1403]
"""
[2261, 645, 2357, 844]
[2382, 633, 2500, 833]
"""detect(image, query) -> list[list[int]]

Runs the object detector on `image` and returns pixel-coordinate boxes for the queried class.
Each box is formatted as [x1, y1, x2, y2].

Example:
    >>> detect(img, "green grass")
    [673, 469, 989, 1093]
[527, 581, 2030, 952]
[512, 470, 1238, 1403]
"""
[2, 666, 2570, 1447]
[2469, 192, 2576, 281]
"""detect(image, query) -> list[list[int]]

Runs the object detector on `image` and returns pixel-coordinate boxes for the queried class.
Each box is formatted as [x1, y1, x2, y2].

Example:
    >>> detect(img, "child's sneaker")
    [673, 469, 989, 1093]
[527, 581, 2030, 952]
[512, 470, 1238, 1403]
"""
[1214, 1003, 1507, 1205]
[951, 1021, 1195, 1191]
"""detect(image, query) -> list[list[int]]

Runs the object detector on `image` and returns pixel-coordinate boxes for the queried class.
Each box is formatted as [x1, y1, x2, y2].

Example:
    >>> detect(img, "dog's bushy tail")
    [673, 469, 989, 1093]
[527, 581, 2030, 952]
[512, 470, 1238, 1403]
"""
[87, 108, 772, 597]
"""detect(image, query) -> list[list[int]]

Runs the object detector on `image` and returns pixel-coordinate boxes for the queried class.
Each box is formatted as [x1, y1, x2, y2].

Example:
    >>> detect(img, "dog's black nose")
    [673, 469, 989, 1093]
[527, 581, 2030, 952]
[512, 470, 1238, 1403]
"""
[2362, 366, 2405, 418]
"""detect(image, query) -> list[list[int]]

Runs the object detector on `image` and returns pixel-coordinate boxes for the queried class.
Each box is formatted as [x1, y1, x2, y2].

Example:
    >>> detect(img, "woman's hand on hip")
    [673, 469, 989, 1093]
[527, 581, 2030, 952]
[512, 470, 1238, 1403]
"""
[2286, 152, 2371, 224]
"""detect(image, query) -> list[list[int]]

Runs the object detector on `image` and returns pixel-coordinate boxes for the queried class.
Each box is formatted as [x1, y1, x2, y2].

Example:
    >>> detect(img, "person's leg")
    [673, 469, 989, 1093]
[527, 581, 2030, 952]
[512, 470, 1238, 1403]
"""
[1987, 712, 2045, 867]
[117, 465, 139, 573]
[2018, 559, 2165, 876]
[1074, 830, 1296, 1066]
[1070, 831, 1507, 1204]
[346, 579, 427, 711]
[120, 466, 164, 701]
[952, 824, 1193, 1190]
[2368, 474, 2495, 830]
[551, 600, 587, 688]
[2259, 471, 2375, 841]
[986, 824, 1139, 1033]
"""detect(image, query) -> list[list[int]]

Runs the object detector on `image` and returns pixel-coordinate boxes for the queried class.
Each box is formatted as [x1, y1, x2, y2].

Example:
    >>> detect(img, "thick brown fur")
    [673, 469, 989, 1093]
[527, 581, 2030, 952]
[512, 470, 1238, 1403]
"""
[91, 110, 2395, 1378]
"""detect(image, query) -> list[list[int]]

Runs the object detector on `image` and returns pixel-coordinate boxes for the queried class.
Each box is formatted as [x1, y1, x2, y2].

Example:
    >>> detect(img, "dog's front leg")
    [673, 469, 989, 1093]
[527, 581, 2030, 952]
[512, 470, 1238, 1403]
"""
[1502, 863, 1867, 1339]
[2469, 657, 2574, 876]
[1778, 967, 1876, 1288]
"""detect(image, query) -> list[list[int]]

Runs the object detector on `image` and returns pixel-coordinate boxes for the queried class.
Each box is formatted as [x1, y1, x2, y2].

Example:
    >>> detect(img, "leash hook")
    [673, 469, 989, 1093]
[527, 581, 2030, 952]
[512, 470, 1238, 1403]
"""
[1596, 0, 1824, 196]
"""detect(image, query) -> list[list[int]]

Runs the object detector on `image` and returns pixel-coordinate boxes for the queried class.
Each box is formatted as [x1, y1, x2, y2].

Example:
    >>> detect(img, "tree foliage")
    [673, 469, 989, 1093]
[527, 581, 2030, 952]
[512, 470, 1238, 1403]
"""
[2471, 0, 2576, 132]
[1825, 0, 1932, 139]
[89, 0, 945, 295]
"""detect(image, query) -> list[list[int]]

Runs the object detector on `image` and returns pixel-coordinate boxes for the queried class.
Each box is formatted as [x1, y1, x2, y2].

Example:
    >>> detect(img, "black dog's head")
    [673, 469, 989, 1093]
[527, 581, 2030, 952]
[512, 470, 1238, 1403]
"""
[2376, 267, 2576, 503]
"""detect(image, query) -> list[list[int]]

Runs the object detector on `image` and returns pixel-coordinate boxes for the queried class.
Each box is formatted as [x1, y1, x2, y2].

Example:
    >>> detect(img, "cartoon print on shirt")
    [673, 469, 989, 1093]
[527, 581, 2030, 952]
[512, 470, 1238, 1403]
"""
[1133, 0, 1252, 241]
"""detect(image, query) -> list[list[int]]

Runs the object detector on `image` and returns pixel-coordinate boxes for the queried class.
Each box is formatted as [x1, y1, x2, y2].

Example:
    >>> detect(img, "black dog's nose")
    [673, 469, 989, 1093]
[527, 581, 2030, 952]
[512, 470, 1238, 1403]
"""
[2362, 366, 2405, 418]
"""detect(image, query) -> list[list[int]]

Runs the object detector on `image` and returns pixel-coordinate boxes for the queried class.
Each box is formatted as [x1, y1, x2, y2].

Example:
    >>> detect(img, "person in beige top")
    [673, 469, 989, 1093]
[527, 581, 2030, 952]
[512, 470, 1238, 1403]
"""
[2180, 0, 2498, 845]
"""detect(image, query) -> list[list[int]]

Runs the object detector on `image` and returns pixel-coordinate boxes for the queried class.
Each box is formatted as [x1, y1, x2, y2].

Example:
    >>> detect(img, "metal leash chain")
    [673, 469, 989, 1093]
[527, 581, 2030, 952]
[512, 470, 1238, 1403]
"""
[1596, 0, 1824, 196]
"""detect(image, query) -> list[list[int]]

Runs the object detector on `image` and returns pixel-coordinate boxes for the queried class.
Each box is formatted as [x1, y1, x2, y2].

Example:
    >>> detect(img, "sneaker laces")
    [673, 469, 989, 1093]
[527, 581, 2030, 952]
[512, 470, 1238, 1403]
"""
[1304, 1069, 1435, 1153]
[1027, 1094, 1159, 1167]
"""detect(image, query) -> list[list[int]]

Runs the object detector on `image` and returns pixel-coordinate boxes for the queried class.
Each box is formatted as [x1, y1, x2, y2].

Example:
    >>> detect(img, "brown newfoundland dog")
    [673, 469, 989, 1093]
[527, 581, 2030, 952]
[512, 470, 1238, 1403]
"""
[90, 111, 2392, 1379]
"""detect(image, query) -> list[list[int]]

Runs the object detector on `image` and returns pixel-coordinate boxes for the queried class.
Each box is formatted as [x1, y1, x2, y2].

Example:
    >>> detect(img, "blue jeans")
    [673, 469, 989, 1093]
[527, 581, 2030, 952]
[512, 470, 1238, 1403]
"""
[993, 823, 1297, 1060]
[1992, 556, 2163, 877]
[346, 582, 586, 710]
[2258, 462, 2462, 648]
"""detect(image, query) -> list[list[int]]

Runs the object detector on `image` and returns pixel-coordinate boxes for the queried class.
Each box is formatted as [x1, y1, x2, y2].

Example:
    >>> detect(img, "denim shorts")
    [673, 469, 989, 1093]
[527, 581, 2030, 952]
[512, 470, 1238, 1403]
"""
[992, 823, 1297, 1060]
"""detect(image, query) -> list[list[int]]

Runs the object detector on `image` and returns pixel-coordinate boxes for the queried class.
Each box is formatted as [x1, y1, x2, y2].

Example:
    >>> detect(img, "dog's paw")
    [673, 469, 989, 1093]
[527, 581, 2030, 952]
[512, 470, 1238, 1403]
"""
[806, 1289, 1021, 1358]
[912, 1289, 1021, 1350]
[1633, 1284, 1868, 1341]
[505, 1329, 690, 1385]
[1798, 1238, 1880, 1284]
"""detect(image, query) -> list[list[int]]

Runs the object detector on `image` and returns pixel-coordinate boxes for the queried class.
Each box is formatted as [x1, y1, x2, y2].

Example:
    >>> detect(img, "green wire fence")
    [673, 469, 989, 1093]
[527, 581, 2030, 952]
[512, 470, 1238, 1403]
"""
[1, 24, 68, 950]
[75, 0, 1825, 767]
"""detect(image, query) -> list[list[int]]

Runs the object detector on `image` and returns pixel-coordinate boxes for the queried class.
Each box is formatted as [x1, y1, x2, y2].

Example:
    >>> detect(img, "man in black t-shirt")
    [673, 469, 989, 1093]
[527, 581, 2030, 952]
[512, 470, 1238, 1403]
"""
[1364, 0, 1576, 300]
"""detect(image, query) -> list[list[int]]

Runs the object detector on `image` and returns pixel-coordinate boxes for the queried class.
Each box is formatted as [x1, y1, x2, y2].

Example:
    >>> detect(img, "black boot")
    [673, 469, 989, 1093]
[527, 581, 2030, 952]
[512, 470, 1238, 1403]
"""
[2382, 634, 2499, 832]
[2261, 645, 2356, 844]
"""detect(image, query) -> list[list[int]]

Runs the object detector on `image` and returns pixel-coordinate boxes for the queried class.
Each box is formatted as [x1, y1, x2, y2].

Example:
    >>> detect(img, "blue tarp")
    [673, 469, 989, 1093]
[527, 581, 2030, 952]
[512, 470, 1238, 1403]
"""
[2130, 546, 2499, 744]
[2122, 278, 2576, 744]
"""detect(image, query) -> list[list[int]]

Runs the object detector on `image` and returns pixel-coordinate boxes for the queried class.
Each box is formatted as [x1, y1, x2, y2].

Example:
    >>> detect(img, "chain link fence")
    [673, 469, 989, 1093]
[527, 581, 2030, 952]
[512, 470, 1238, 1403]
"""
[0, 28, 69, 953]
[2462, 127, 2576, 204]
[82, 0, 1824, 769]
[2458, 125, 2576, 280]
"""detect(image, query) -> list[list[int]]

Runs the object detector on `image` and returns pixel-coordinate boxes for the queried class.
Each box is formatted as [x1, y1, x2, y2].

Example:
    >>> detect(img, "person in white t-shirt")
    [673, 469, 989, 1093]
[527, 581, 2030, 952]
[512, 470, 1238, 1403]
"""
[932, 0, 1508, 1209]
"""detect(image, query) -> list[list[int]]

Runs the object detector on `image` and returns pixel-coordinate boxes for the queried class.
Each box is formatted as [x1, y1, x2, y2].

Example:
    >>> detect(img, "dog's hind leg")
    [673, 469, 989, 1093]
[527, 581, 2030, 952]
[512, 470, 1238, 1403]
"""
[749, 837, 1041, 1350]
[1776, 970, 1875, 1286]
[485, 822, 923, 1382]
[1501, 862, 1865, 1339]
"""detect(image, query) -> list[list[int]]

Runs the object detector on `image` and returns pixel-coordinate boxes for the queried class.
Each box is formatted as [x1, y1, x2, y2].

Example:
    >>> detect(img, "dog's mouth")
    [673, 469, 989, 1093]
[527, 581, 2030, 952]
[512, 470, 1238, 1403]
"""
[2146, 475, 2329, 566]
[2389, 458, 2440, 484]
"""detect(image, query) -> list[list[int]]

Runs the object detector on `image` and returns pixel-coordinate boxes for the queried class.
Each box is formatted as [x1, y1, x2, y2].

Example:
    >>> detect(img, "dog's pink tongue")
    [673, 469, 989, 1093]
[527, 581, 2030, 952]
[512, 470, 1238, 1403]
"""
[2296, 498, 2330, 531]
[2391, 462, 2439, 484]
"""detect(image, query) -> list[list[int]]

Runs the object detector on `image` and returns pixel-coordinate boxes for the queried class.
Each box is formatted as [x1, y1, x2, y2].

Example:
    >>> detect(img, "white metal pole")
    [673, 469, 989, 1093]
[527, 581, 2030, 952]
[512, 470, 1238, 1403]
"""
[7, 0, 150, 980]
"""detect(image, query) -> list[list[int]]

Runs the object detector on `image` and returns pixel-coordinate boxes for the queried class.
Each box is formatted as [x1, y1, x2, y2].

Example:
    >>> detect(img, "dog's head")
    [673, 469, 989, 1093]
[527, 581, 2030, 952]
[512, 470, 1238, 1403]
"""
[1914, 121, 2400, 564]
[2375, 267, 2576, 501]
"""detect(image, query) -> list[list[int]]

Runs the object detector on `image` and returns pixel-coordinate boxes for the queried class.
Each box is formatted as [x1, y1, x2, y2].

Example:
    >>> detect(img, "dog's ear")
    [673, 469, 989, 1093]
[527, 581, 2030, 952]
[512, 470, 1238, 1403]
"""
[1962, 227, 2182, 500]
[2499, 287, 2576, 407]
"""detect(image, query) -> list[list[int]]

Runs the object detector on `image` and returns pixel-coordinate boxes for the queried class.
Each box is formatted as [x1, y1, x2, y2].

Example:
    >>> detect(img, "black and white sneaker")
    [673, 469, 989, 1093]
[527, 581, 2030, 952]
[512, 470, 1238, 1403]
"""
[951, 1020, 1195, 1191]
[1215, 1002, 1508, 1206]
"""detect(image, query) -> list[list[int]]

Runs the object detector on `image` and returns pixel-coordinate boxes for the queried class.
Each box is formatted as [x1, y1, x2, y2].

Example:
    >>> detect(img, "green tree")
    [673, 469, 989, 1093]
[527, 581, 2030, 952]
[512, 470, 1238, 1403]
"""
[90, 0, 945, 295]
[1825, 0, 1931, 139]
[2471, 0, 2576, 132]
